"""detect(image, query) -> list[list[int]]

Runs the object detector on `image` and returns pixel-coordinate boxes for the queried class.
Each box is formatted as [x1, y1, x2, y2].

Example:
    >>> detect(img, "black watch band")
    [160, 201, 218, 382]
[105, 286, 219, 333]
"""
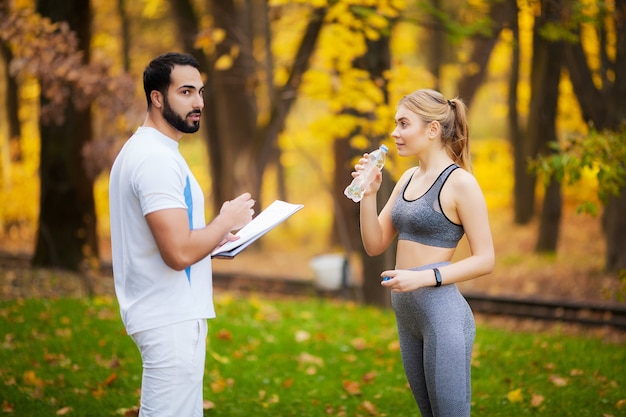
[433, 268, 442, 287]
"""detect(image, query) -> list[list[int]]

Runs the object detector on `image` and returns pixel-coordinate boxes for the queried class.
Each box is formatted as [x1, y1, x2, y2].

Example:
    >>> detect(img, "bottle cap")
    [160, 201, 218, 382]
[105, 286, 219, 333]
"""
[380, 144, 389, 152]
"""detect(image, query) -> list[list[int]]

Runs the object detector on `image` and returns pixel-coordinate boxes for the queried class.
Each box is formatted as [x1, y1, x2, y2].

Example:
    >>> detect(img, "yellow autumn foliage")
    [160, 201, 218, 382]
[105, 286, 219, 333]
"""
[214, 54, 234, 71]
[0, 0, 602, 254]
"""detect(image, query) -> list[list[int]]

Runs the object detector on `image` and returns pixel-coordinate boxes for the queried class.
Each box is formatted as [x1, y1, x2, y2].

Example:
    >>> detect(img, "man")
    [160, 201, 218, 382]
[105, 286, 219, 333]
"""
[109, 52, 255, 417]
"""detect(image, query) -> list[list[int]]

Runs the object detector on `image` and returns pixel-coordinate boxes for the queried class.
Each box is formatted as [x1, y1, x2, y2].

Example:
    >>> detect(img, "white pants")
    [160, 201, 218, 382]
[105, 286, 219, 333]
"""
[131, 319, 208, 417]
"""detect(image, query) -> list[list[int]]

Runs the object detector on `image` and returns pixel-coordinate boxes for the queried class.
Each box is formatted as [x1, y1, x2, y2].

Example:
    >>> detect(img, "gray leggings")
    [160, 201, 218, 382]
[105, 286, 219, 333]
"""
[391, 262, 475, 417]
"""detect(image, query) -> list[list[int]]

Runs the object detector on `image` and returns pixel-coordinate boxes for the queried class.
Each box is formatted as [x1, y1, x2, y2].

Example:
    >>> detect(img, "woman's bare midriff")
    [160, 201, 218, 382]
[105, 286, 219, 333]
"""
[395, 239, 456, 269]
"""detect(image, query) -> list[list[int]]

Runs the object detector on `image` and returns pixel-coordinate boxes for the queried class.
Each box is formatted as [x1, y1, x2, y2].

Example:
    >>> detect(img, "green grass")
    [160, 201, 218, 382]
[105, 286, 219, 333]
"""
[0, 295, 624, 416]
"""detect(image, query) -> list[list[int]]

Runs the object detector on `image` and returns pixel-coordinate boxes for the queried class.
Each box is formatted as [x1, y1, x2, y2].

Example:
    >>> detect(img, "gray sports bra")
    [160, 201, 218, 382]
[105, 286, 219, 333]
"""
[391, 164, 465, 248]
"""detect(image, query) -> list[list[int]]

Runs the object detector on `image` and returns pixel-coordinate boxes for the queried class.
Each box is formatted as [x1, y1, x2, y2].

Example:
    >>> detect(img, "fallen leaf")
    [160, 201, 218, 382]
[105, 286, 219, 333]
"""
[216, 329, 232, 341]
[297, 352, 324, 367]
[116, 406, 139, 417]
[104, 372, 117, 386]
[530, 393, 544, 407]
[616, 399, 626, 409]
[351, 337, 368, 350]
[56, 406, 73, 415]
[362, 371, 377, 384]
[55, 328, 72, 338]
[210, 351, 230, 364]
[23, 370, 44, 387]
[1, 400, 14, 413]
[343, 353, 357, 363]
[507, 388, 523, 403]
[2, 335, 15, 351]
[44, 351, 63, 363]
[210, 377, 233, 393]
[359, 400, 378, 415]
[387, 340, 400, 352]
[314, 332, 328, 342]
[203, 400, 215, 410]
[92, 384, 106, 399]
[295, 330, 310, 343]
[342, 380, 361, 396]
[549, 374, 568, 387]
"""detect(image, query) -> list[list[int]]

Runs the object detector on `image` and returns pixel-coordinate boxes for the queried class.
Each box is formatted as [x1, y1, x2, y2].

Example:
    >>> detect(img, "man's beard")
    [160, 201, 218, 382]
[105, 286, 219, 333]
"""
[162, 95, 201, 134]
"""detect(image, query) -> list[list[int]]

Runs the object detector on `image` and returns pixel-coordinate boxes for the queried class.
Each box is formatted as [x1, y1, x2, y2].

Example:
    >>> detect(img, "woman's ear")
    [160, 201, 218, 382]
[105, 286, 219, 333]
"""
[150, 90, 163, 109]
[428, 120, 441, 138]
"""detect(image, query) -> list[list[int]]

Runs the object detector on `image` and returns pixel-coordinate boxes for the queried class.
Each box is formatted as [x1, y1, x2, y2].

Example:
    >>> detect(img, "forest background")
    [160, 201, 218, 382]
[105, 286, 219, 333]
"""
[0, 0, 625, 307]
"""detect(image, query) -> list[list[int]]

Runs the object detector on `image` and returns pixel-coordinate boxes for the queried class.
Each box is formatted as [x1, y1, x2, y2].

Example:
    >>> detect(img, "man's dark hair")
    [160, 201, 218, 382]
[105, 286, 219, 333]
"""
[143, 52, 201, 108]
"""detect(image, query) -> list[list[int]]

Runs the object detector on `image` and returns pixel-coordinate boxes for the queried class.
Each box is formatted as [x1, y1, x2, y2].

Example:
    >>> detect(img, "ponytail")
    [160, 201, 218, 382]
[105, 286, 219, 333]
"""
[446, 97, 472, 172]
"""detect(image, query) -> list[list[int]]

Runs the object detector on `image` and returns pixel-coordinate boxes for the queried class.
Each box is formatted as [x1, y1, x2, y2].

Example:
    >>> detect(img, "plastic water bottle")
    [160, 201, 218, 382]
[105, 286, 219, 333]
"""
[344, 144, 389, 203]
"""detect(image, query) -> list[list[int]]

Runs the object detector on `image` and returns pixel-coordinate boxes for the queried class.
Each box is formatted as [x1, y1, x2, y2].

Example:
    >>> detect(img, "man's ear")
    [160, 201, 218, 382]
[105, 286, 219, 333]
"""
[428, 121, 441, 138]
[150, 90, 163, 109]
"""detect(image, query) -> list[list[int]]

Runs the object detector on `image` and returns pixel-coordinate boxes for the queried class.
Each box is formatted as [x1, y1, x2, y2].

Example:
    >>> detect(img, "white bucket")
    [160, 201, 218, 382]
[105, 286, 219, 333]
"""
[310, 254, 348, 291]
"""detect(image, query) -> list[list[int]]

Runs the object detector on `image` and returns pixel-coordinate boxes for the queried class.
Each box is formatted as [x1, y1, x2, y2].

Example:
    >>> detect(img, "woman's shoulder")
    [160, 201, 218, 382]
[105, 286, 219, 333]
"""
[398, 166, 419, 182]
[449, 166, 483, 193]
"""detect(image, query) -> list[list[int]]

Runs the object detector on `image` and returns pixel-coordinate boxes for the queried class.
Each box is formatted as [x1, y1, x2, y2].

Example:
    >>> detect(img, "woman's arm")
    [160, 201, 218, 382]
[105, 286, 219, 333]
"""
[359, 169, 411, 256]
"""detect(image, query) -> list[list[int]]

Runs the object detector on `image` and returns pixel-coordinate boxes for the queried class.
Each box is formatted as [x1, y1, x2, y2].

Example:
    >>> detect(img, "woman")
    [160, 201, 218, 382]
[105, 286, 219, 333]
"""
[353, 89, 494, 416]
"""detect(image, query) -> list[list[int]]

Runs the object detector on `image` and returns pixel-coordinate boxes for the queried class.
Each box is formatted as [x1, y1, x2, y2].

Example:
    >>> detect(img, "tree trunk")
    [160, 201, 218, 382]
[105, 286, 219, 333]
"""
[529, 0, 564, 252]
[457, 0, 517, 107]
[507, 2, 524, 224]
[603, 190, 626, 271]
[334, 138, 359, 252]
[602, 0, 626, 271]
[0, 42, 20, 150]
[360, 175, 395, 308]
[117, 0, 131, 72]
[563, 41, 607, 127]
[562, 0, 626, 271]
[254, 7, 327, 204]
[600, 0, 626, 272]
[209, 0, 258, 202]
[334, 32, 394, 308]
[0, 42, 10, 188]
[536, 177, 562, 251]
[425, 0, 444, 89]
[171, 0, 258, 207]
[33, 0, 98, 271]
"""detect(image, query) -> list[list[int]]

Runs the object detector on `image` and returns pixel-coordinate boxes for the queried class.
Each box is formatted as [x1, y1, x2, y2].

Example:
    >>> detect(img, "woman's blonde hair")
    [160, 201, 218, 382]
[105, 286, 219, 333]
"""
[398, 89, 472, 171]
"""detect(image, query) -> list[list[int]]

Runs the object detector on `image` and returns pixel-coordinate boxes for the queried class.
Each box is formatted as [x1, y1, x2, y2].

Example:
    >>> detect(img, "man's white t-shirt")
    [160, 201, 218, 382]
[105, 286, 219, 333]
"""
[109, 126, 215, 335]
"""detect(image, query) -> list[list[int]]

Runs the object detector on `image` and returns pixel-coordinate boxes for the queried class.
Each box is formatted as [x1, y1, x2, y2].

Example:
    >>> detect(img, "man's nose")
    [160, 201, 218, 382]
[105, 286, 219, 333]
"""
[194, 93, 204, 109]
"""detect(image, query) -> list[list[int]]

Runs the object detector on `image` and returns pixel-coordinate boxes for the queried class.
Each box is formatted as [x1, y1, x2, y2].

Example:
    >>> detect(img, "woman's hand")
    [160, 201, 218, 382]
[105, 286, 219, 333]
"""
[350, 153, 383, 197]
[380, 269, 432, 292]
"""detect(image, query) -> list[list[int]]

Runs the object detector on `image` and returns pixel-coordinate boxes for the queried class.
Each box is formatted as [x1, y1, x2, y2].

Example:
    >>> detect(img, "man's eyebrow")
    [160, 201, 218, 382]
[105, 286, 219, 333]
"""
[177, 84, 202, 91]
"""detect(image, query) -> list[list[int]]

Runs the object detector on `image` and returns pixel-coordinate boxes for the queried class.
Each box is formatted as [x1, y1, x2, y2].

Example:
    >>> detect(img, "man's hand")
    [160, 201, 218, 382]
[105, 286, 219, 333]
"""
[219, 192, 255, 231]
